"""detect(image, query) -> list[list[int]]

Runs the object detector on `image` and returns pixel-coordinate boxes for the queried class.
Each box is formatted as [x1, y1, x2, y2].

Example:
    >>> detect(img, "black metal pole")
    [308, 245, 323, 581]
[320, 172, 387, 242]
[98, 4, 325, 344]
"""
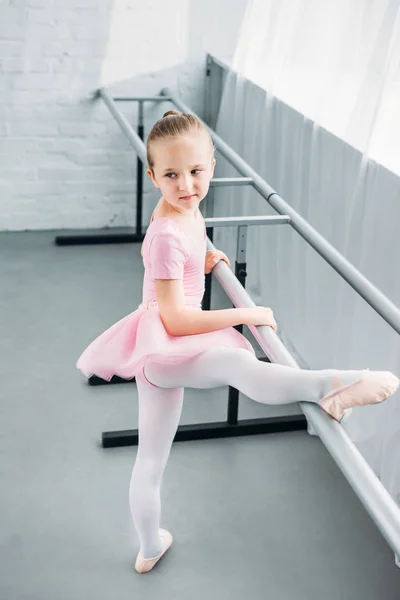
[227, 259, 247, 424]
[136, 101, 144, 237]
[202, 227, 214, 311]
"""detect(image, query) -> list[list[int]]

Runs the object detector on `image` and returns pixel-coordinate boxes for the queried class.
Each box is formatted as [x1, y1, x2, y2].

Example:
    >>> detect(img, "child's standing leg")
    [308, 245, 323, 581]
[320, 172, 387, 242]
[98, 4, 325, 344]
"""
[129, 371, 183, 569]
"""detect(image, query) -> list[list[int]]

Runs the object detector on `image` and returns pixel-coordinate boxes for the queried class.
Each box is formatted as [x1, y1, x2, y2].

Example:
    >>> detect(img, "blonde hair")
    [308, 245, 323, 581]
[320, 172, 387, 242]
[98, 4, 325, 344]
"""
[146, 110, 215, 172]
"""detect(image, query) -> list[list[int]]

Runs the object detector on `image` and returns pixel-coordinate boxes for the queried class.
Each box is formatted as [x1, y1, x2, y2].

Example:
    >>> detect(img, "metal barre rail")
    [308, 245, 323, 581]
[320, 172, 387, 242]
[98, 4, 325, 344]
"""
[96, 86, 400, 557]
[207, 239, 400, 559]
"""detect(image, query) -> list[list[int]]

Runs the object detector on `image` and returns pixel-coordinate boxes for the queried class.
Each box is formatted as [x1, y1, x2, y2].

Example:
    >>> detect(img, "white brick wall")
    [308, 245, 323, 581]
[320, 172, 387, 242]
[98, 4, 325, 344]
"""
[0, 0, 248, 231]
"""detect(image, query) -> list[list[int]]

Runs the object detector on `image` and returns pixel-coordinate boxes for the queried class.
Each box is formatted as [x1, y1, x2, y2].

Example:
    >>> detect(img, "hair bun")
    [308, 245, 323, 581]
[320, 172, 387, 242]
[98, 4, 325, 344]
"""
[163, 110, 182, 118]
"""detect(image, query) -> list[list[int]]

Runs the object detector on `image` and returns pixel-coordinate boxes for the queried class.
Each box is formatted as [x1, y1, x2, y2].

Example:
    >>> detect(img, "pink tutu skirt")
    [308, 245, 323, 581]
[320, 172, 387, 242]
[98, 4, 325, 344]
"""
[77, 300, 255, 381]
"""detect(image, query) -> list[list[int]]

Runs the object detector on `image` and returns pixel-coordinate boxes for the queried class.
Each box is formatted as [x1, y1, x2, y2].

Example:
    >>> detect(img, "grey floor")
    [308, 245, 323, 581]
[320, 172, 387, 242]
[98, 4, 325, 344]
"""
[1, 229, 399, 600]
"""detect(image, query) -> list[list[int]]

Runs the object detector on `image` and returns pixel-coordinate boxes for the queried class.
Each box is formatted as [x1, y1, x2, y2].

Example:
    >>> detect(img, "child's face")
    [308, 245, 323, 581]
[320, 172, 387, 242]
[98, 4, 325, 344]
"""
[147, 131, 215, 213]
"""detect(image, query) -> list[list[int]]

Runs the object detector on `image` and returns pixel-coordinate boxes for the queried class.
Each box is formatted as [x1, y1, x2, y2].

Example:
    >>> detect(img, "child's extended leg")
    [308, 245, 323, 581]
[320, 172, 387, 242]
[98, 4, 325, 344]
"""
[144, 347, 399, 420]
[129, 370, 183, 572]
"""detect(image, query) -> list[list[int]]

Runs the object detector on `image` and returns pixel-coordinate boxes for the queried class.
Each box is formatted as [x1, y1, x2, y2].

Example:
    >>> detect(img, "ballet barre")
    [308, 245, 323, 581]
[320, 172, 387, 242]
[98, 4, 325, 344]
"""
[205, 239, 400, 561]
[161, 87, 400, 560]
[61, 86, 400, 559]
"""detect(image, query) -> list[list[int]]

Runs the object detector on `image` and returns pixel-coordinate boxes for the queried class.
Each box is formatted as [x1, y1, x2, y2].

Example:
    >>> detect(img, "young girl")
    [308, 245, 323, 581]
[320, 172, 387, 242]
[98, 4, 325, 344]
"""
[77, 110, 399, 574]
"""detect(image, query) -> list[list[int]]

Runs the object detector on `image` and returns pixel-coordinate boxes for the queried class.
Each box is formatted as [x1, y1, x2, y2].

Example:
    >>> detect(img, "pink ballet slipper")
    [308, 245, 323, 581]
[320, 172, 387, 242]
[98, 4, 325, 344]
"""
[135, 529, 173, 574]
[320, 370, 399, 422]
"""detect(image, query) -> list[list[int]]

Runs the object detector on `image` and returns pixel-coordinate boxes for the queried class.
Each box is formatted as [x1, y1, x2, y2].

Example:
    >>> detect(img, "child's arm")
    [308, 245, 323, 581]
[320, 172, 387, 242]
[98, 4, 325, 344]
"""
[156, 278, 251, 336]
[149, 227, 277, 335]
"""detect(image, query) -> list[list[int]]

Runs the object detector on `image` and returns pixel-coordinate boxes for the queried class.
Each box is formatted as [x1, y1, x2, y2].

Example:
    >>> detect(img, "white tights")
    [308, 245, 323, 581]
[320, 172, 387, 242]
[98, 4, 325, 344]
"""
[129, 347, 361, 558]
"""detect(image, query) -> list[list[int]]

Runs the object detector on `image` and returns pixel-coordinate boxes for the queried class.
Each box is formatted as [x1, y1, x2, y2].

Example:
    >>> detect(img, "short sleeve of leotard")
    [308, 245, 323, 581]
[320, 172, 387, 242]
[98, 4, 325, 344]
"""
[149, 228, 188, 280]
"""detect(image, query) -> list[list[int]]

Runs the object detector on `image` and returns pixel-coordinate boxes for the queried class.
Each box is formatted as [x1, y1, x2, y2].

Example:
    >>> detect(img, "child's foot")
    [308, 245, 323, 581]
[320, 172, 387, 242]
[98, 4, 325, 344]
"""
[135, 529, 173, 574]
[320, 370, 399, 422]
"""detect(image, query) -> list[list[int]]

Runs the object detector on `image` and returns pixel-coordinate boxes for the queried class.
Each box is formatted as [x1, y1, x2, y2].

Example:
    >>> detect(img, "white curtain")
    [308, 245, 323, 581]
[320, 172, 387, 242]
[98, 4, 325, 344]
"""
[234, 0, 400, 176]
[212, 0, 400, 545]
